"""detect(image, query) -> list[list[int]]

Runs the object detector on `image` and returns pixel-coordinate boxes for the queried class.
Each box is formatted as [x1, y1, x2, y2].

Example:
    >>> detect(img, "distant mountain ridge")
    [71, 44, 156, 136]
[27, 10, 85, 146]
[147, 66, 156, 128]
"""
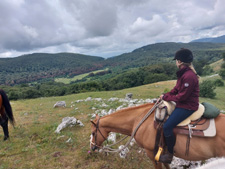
[0, 53, 104, 85]
[1, 42, 225, 85]
[191, 35, 225, 43]
[104, 42, 225, 69]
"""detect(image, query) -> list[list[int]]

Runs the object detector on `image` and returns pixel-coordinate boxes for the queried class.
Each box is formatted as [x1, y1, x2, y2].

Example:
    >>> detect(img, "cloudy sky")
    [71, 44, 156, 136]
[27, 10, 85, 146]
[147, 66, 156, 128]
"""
[0, 0, 225, 58]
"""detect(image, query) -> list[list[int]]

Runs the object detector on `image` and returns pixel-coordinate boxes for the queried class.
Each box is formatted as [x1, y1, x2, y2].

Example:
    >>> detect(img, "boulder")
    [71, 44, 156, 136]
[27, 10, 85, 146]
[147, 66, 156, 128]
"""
[125, 93, 133, 100]
[53, 101, 66, 108]
[55, 117, 84, 133]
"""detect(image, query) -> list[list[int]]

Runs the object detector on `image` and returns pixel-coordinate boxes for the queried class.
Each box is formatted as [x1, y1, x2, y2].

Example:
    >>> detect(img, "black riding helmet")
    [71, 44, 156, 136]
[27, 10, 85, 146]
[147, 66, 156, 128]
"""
[173, 48, 193, 63]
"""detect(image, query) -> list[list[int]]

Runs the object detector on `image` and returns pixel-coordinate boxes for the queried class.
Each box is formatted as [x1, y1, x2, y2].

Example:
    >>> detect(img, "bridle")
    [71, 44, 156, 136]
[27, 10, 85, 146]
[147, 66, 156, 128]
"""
[90, 117, 108, 150]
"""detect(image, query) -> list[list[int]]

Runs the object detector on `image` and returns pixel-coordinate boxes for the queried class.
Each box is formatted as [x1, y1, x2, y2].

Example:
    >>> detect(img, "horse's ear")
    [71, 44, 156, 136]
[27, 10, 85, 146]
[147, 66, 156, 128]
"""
[96, 114, 100, 119]
[90, 120, 96, 126]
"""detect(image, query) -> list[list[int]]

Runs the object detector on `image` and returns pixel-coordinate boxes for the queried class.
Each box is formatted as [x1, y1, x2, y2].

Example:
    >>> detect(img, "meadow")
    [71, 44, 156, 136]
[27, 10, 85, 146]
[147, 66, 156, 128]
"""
[0, 79, 225, 169]
[54, 68, 109, 84]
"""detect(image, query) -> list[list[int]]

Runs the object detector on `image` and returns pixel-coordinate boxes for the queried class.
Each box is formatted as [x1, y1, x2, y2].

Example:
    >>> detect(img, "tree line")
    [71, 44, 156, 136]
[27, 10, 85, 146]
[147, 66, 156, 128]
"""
[1, 59, 221, 100]
[1, 42, 225, 85]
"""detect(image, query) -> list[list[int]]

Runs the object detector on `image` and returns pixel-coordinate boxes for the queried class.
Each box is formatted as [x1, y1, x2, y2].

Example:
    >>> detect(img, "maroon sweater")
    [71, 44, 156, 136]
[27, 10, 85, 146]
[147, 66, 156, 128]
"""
[163, 66, 199, 111]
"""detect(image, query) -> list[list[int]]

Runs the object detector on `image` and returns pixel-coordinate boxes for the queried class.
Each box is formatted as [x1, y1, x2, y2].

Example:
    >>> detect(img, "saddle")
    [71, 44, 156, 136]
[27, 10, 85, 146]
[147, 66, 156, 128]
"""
[154, 101, 217, 160]
[154, 101, 216, 137]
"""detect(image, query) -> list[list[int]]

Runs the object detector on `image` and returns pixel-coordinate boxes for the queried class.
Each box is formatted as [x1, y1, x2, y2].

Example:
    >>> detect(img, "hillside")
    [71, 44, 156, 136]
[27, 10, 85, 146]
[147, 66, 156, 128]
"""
[104, 42, 225, 70]
[0, 42, 225, 85]
[210, 59, 224, 72]
[1, 79, 225, 168]
[0, 53, 104, 85]
[191, 35, 225, 43]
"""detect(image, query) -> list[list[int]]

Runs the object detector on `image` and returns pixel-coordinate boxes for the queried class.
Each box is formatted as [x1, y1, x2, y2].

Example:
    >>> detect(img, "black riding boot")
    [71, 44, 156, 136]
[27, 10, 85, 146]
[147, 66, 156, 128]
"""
[159, 135, 175, 164]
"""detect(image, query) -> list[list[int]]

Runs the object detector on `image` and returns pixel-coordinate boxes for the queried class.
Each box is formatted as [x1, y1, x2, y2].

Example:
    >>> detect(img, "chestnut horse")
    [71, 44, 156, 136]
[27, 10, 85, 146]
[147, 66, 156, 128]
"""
[0, 89, 15, 141]
[90, 103, 225, 169]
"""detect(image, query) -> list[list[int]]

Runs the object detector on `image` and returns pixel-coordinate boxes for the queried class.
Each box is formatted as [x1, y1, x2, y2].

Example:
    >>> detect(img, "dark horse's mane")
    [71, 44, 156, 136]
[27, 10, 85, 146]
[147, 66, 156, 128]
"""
[0, 89, 15, 126]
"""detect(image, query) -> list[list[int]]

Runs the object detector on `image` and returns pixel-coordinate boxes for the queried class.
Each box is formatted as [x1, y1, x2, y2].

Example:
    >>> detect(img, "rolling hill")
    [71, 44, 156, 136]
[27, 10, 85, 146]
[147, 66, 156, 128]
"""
[0, 42, 225, 85]
[104, 42, 225, 69]
[191, 34, 225, 43]
[0, 53, 104, 85]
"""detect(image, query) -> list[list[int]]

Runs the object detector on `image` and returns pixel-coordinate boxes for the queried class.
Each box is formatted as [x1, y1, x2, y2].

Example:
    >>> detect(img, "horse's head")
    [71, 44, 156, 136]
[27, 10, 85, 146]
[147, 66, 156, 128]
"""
[90, 115, 108, 151]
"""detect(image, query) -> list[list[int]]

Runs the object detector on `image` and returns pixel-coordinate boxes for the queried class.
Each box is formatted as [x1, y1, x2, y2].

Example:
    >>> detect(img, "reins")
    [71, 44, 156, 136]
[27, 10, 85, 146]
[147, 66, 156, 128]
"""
[93, 99, 162, 153]
[91, 117, 108, 149]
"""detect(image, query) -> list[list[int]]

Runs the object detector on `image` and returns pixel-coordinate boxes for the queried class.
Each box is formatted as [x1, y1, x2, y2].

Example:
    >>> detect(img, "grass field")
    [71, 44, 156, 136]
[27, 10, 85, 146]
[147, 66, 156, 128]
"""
[54, 68, 109, 84]
[0, 78, 225, 169]
[210, 59, 224, 72]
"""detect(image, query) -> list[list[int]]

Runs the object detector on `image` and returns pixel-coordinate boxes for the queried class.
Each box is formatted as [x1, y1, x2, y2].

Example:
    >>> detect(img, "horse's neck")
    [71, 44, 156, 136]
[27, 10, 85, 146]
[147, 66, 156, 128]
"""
[100, 103, 154, 135]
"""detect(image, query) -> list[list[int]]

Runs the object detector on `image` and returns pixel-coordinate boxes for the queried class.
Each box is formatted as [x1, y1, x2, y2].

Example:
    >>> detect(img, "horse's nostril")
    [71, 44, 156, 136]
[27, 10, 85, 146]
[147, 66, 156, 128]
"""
[92, 146, 97, 151]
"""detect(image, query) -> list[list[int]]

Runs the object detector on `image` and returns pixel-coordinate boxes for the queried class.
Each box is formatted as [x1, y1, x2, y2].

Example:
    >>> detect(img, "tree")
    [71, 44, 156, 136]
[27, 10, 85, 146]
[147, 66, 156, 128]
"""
[202, 65, 214, 75]
[219, 52, 225, 79]
[222, 52, 225, 60]
[8, 91, 20, 100]
[199, 80, 216, 99]
[214, 79, 224, 87]
[219, 69, 225, 80]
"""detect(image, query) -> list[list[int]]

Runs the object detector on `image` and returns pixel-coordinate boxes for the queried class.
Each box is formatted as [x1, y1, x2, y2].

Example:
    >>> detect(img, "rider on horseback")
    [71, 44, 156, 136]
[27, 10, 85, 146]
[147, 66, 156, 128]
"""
[159, 48, 200, 163]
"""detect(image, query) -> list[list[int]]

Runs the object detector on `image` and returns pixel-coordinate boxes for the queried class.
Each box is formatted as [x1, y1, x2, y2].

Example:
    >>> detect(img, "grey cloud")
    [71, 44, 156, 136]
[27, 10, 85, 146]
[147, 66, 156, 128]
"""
[0, 0, 225, 58]
[60, 0, 118, 37]
[0, 0, 85, 51]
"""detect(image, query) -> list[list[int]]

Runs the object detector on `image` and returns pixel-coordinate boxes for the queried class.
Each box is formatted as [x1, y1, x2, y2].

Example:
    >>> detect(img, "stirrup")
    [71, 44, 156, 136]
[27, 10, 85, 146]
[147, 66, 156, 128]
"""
[155, 146, 163, 162]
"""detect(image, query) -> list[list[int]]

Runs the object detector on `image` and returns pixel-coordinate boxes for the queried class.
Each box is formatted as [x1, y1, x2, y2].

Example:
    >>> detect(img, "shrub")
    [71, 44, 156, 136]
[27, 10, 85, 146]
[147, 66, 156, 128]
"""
[214, 79, 224, 87]
[222, 52, 225, 60]
[202, 65, 214, 75]
[199, 80, 216, 99]
[219, 69, 225, 80]
[143, 73, 169, 84]
[222, 63, 225, 69]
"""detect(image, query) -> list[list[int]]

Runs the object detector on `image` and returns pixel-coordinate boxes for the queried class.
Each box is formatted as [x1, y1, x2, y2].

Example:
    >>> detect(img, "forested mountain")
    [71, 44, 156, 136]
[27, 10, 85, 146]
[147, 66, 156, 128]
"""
[0, 53, 104, 85]
[0, 42, 225, 85]
[104, 42, 225, 69]
[191, 35, 225, 43]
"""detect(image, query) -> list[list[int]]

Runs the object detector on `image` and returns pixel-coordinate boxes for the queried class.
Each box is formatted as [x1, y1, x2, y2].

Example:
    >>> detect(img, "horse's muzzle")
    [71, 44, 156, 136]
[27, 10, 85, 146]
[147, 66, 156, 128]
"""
[91, 145, 98, 151]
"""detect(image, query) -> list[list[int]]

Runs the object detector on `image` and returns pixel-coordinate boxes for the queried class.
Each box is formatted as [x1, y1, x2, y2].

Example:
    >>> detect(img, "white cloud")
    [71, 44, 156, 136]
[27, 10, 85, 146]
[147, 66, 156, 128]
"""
[0, 0, 225, 58]
[128, 15, 167, 40]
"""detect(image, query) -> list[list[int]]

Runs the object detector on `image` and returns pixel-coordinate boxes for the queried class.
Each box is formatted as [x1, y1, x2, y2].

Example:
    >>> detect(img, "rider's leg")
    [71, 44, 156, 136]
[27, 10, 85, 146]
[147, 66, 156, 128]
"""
[159, 107, 194, 163]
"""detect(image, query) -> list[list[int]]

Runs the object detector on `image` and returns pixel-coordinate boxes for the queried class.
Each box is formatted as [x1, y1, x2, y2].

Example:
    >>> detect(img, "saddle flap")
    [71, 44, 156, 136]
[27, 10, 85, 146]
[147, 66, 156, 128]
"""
[176, 118, 209, 131]
[173, 118, 216, 137]
[154, 118, 216, 137]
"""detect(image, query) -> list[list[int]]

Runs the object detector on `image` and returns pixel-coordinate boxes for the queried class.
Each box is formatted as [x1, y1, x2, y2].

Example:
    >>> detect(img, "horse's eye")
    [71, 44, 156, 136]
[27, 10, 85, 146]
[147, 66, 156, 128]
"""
[92, 132, 95, 136]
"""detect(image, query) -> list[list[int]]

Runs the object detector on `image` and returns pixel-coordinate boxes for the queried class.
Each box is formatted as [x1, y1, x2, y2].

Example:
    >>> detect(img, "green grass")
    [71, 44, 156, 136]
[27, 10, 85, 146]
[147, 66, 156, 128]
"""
[1, 78, 225, 168]
[55, 68, 109, 84]
[210, 59, 224, 72]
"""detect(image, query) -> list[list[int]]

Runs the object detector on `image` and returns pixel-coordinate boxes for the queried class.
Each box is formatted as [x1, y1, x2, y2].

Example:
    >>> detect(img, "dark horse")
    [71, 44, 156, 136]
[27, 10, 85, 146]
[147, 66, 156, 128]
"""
[0, 89, 15, 141]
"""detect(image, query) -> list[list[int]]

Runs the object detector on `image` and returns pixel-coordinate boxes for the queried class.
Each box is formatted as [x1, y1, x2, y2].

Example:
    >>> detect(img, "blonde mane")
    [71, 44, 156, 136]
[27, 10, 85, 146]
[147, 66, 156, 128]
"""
[101, 102, 154, 119]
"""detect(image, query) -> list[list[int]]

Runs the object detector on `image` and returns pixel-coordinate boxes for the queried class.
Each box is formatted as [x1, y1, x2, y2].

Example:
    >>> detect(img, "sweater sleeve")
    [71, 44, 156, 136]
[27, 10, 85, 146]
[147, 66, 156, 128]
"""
[162, 82, 178, 99]
[163, 75, 195, 102]
[167, 86, 178, 95]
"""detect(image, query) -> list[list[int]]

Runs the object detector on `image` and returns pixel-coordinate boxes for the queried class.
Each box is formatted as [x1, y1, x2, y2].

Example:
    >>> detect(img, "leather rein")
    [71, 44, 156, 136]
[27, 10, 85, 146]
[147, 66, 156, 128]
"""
[91, 117, 108, 149]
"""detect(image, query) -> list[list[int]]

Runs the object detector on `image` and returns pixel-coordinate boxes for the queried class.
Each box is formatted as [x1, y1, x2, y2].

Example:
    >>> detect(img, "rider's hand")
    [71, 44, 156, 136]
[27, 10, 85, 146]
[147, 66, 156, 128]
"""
[159, 94, 164, 100]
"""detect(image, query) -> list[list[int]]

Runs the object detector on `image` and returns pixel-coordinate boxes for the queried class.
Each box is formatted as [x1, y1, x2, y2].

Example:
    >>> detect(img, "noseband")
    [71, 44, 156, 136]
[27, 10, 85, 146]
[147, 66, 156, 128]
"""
[91, 117, 108, 149]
